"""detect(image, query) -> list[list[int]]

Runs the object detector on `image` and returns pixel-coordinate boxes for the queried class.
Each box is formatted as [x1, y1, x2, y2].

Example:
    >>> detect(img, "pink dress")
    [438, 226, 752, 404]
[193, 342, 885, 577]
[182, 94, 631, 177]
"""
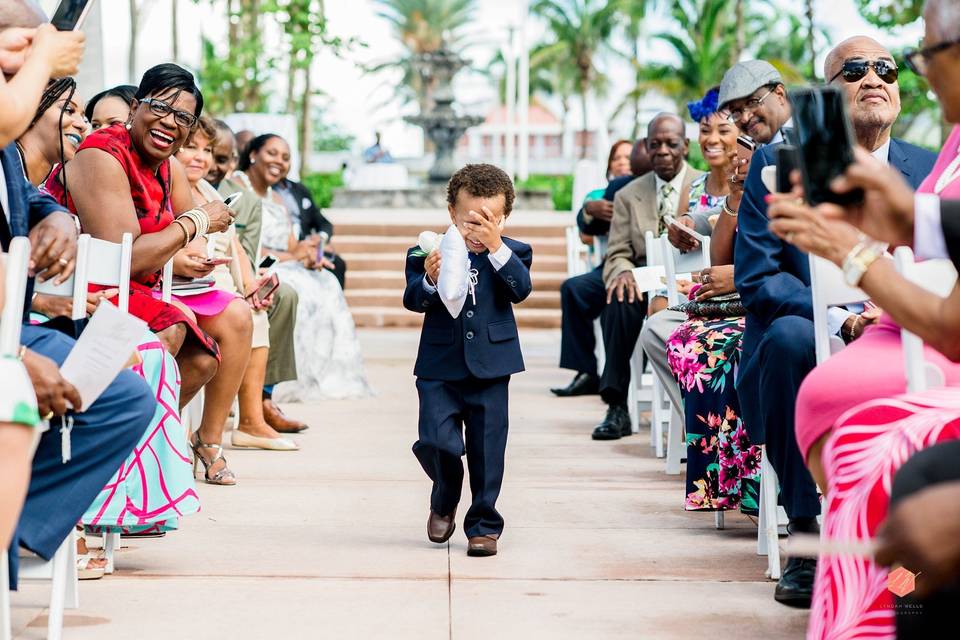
[807, 126, 960, 639]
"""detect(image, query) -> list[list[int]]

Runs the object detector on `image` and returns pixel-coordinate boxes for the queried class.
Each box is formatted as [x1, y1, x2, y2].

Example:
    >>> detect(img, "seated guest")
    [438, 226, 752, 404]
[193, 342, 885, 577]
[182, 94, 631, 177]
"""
[651, 88, 763, 514]
[84, 84, 137, 132]
[735, 43, 936, 609]
[207, 121, 306, 433]
[640, 86, 739, 430]
[552, 139, 651, 397]
[591, 114, 703, 440]
[19, 79, 201, 540]
[274, 171, 347, 288]
[766, 19, 960, 632]
[238, 133, 371, 401]
[176, 117, 297, 450]
[47, 64, 242, 484]
[0, 1, 153, 589]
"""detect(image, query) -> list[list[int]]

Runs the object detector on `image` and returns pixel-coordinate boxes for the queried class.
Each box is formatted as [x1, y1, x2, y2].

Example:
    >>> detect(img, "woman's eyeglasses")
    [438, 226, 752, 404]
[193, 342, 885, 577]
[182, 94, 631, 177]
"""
[829, 59, 899, 84]
[140, 98, 198, 129]
[904, 39, 960, 77]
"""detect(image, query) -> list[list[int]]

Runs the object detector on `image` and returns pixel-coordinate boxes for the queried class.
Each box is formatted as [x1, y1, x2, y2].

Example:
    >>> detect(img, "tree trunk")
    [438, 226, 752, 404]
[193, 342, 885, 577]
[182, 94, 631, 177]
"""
[286, 65, 297, 115]
[631, 38, 640, 140]
[733, 0, 744, 65]
[128, 0, 139, 83]
[299, 60, 312, 177]
[171, 0, 179, 61]
[805, 0, 816, 80]
[579, 87, 589, 159]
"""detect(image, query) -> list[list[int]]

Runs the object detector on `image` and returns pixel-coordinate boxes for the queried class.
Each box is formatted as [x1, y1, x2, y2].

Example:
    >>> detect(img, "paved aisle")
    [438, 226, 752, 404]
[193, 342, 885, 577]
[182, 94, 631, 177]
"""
[11, 329, 807, 639]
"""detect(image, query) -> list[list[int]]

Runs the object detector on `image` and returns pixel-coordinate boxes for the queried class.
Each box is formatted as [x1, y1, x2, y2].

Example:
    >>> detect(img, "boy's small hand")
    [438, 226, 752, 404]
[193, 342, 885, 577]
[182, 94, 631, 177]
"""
[425, 249, 442, 286]
[466, 206, 503, 253]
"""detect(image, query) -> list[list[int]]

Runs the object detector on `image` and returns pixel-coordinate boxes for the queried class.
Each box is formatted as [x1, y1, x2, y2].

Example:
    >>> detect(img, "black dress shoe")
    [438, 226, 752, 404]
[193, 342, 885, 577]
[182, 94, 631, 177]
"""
[551, 373, 600, 397]
[591, 404, 632, 440]
[774, 557, 816, 608]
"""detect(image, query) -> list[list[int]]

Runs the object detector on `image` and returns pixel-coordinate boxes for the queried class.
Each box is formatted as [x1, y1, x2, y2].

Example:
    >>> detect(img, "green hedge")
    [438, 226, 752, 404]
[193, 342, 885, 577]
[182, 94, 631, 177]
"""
[516, 174, 574, 211]
[301, 171, 344, 209]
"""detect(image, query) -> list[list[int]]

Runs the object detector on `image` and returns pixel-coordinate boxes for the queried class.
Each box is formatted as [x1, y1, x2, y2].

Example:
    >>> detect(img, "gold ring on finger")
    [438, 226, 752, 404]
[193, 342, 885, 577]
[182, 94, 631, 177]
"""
[786, 232, 795, 243]
[43, 411, 54, 421]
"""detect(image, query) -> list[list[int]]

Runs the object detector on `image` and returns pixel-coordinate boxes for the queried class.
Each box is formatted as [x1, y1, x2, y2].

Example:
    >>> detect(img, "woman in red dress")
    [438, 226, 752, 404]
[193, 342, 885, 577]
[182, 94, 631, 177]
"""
[49, 64, 242, 484]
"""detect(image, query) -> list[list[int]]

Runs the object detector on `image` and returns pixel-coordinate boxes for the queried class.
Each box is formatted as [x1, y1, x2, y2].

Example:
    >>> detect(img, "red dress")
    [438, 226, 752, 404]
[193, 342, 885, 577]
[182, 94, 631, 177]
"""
[44, 124, 219, 359]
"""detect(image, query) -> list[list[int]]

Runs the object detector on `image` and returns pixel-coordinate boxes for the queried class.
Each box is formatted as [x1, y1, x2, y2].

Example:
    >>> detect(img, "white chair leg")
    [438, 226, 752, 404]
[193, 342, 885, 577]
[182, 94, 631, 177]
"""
[65, 531, 78, 610]
[760, 448, 782, 579]
[1, 550, 11, 640]
[665, 406, 683, 475]
[715, 510, 724, 530]
[47, 534, 72, 640]
[757, 464, 769, 556]
[104, 532, 119, 575]
[627, 352, 639, 434]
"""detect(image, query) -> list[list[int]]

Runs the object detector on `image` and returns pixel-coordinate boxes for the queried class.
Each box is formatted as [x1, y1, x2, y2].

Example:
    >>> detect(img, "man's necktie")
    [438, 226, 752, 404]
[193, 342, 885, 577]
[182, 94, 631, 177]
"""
[657, 182, 675, 236]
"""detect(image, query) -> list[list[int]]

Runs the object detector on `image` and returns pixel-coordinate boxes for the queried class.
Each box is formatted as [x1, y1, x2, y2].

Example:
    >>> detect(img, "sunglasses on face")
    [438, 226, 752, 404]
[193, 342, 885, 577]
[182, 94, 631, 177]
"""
[140, 98, 198, 129]
[829, 59, 899, 84]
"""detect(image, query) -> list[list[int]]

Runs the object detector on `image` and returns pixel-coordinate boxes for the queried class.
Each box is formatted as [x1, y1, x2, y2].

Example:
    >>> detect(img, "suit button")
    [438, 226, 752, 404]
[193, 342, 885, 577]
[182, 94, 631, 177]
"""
[466, 310, 474, 318]
[466, 331, 475, 340]
[510, 281, 516, 287]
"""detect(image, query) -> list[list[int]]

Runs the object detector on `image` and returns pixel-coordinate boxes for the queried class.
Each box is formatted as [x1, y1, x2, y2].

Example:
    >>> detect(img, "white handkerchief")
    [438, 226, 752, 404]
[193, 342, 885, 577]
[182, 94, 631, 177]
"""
[437, 224, 471, 318]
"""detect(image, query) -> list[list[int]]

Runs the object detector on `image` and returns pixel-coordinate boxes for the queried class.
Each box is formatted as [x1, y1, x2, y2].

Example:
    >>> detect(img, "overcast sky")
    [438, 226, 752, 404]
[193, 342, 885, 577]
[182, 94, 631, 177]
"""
[47, 0, 925, 156]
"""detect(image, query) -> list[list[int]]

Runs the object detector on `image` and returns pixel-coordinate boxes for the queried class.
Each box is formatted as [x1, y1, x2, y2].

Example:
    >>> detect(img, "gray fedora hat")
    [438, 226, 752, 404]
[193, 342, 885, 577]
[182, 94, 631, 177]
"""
[718, 60, 783, 108]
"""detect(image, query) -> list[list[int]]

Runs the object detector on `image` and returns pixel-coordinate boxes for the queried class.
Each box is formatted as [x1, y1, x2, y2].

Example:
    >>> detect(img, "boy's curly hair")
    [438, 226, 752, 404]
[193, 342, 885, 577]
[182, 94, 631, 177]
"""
[446, 164, 516, 217]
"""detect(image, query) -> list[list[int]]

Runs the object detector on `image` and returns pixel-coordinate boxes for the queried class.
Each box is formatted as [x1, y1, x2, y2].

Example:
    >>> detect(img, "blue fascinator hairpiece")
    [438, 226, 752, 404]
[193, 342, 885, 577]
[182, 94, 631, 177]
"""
[687, 88, 720, 122]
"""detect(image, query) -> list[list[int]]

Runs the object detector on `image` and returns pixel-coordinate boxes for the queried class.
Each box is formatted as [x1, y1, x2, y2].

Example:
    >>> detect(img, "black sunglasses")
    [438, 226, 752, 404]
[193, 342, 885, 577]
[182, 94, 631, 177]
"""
[904, 38, 960, 76]
[829, 59, 899, 84]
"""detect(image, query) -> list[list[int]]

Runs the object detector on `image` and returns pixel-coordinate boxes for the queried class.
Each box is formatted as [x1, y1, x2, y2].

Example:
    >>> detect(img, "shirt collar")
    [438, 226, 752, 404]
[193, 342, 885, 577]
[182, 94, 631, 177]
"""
[769, 118, 794, 145]
[655, 162, 687, 192]
[871, 139, 891, 164]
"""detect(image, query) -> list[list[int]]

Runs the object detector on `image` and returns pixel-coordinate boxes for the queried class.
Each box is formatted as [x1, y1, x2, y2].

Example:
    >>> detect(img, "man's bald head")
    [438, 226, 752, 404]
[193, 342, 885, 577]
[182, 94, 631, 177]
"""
[646, 112, 685, 138]
[0, 0, 46, 30]
[824, 36, 891, 80]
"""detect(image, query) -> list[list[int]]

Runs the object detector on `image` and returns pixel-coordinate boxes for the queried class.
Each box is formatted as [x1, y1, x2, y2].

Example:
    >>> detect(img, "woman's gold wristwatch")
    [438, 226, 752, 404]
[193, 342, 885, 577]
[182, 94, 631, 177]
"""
[842, 238, 886, 287]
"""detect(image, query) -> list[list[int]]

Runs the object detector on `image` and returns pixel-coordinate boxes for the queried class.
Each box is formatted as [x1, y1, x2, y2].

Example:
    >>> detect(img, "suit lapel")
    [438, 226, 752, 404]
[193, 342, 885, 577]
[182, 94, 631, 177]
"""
[888, 139, 912, 183]
[0, 146, 26, 240]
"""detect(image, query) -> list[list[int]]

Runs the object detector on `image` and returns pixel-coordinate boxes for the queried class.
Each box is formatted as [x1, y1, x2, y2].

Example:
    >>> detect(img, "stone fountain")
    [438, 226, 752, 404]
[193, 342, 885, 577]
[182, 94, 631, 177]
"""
[405, 46, 484, 183]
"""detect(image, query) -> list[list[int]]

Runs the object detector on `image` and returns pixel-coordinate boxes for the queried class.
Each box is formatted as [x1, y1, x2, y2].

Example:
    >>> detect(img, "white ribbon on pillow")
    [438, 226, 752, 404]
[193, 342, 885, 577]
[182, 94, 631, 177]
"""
[437, 223, 471, 318]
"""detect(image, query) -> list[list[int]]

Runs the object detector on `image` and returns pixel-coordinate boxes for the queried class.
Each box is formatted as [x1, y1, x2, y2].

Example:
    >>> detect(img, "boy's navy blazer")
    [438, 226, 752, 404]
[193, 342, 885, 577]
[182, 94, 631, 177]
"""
[734, 138, 936, 359]
[403, 236, 533, 381]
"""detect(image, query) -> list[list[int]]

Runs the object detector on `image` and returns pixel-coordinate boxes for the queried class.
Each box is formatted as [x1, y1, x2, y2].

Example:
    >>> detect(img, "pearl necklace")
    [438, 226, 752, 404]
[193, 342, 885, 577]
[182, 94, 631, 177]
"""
[934, 145, 960, 194]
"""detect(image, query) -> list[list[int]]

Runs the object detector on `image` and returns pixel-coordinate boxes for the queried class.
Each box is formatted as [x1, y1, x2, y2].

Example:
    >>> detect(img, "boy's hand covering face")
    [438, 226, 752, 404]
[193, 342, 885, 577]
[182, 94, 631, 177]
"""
[461, 206, 504, 254]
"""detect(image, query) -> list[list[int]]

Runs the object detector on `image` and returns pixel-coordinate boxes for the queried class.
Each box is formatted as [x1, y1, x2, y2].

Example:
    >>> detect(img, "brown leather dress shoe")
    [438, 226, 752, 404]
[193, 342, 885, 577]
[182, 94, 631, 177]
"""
[263, 399, 309, 433]
[467, 535, 498, 557]
[427, 510, 456, 543]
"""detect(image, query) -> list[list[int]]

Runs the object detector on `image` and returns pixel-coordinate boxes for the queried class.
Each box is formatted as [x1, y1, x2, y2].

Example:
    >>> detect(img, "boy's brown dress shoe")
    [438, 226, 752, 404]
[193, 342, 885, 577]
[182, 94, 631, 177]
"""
[263, 399, 309, 433]
[467, 535, 498, 557]
[427, 510, 456, 543]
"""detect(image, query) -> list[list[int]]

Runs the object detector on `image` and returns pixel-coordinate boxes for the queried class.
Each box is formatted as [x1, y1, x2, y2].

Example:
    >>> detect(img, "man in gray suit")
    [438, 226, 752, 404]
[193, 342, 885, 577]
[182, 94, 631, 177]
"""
[592, 114, 703, 440]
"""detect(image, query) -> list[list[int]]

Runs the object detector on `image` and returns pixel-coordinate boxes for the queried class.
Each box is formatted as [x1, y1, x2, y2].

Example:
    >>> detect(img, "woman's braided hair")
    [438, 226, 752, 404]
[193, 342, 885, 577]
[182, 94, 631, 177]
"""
[29, 77, 77, 130]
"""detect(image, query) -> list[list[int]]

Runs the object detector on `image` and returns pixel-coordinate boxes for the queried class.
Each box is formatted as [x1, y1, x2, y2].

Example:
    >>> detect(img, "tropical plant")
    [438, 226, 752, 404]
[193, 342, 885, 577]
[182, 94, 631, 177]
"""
[754, 12, 828, 82]
[614, 0, 657, 138]
[853, 0, 924, 28]
[531, 0, 620, 157]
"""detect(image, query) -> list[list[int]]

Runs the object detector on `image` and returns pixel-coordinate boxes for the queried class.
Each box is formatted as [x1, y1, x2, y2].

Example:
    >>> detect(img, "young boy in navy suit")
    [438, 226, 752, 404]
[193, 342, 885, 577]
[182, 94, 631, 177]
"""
[403, 164, 533, 557]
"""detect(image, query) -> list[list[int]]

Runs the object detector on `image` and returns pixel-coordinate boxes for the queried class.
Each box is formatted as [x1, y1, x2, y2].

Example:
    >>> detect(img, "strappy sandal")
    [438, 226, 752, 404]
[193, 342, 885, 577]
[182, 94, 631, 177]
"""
[190, 435, 237, 486]
[77, 554, 106, 580]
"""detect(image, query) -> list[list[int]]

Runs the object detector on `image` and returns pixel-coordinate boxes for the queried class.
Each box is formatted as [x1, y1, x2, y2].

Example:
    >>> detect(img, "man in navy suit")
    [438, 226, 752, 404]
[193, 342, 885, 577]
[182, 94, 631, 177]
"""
[404, 164, 532, 558]
[733, 41, 937, 607]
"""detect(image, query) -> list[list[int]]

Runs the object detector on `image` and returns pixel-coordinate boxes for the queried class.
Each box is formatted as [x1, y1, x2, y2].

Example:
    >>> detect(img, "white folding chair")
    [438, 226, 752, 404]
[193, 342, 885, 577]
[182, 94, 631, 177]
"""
[35, 233, 136, 577]
[627, 232, 664, 442]
[1, 237, 79, 640]
[893, 247, 957, 392]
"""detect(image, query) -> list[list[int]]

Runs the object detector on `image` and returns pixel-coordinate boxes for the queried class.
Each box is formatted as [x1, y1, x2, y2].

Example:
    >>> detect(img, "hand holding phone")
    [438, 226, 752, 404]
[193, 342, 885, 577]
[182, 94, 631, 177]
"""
[245, 273, 280, 309]
[222, 192, 243, 208]
[51, 0, 94, 30]
[203, 256, 233, 267]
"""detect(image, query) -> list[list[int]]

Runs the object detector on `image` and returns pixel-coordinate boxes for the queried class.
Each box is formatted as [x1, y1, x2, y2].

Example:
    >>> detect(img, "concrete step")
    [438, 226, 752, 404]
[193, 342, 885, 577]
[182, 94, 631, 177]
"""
[346, 288, 561, 310]
[334, 235, 568, 256]
[334, 221, 568, 239]
[340, 252, 568, 272]
[345, 270, 568, 292]
[351, 306, 561, 329]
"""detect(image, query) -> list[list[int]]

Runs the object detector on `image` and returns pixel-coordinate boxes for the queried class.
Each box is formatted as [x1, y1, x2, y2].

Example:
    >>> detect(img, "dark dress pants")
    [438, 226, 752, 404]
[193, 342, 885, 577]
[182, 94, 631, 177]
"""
[413, 376, 510, 538]
[598, 293, 648, 405]
[889, 440, 960, 638]
[8, 324, 154, 588]
[736, 315, 821, 519]
[558, 267, 606, 377]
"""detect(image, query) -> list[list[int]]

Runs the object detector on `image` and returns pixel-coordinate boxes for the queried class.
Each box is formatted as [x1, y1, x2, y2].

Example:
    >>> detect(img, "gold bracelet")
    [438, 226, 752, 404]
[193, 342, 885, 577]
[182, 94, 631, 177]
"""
[17, 345, 27, 360]
[171, 219, 191, 248]
[722, 203, 739, 217]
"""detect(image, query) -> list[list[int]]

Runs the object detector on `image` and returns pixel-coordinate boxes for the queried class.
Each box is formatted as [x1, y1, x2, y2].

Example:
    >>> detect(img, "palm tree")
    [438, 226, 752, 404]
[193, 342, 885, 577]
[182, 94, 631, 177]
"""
[615, 0, 656, 138]
[755, 13, 826, 82]
[371, 0, 477, 114]
[531, 0, 619, 158]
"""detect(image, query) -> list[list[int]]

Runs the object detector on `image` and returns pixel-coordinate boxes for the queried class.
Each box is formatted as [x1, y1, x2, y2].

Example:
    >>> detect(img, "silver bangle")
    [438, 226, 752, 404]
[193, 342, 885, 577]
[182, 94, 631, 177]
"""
[722, 203, 739, 217]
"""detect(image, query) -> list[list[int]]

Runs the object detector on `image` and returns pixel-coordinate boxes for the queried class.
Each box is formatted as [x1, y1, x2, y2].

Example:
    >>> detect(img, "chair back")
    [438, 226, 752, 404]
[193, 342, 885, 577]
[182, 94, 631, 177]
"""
[661, 233, 711, 306]
[571, 159, 601, 215]
[0, 236, 31, 356]
[809, 254, 869, 364]
[34, 233, 133, 315]
[893, 246, 958, 392]
[161, 258, 174, 303]
[631, 231, 666, 294]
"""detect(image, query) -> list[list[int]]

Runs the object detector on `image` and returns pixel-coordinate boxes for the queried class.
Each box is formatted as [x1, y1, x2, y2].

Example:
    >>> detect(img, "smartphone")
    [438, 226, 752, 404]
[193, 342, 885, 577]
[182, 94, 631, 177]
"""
[736, 135, 756, 152]
[788, 86, 863, 206]
[246, 273, 280, 307]
[776, 145, 802, 194]
[315, 231, 330, 264]
[258, 255, 277, 270]
[51, 0, 94, 30]
[203, 256, 233, 266]
[222, 192, 243, 208]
